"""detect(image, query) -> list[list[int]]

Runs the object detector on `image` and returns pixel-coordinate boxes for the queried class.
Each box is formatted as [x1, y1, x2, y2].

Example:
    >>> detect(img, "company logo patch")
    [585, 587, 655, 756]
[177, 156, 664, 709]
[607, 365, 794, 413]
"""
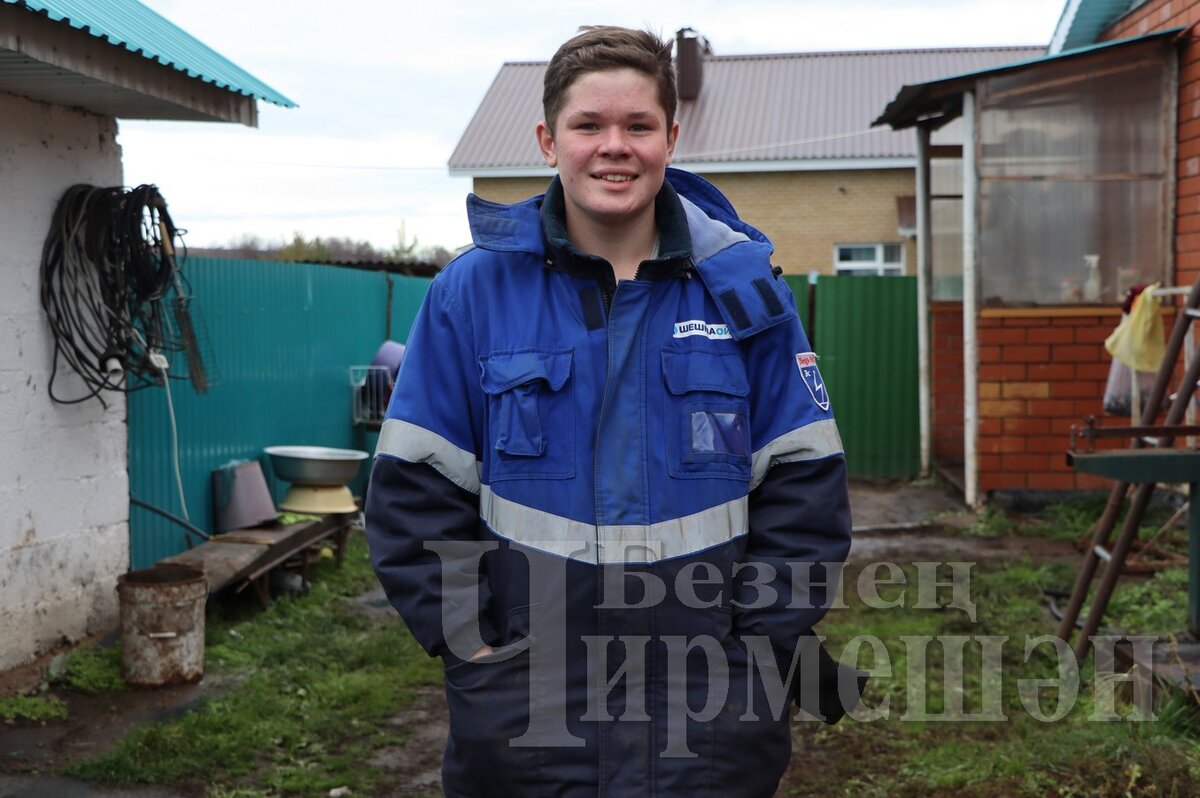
[795, 352, 830, 411]
[673, 320, 732, 340]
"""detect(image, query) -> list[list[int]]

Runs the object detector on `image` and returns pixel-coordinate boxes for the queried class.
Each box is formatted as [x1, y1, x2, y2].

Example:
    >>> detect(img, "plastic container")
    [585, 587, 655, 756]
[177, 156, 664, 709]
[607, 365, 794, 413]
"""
[212, 459, 277, 532]
[371, 340, 406, 378]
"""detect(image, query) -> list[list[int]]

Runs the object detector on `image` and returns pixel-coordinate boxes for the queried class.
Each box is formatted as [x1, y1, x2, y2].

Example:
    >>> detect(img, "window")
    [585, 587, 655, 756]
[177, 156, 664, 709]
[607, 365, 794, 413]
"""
[931, 156, 964, 301]
[975, 39, 1170, 306]
[834, 243, 904, 276]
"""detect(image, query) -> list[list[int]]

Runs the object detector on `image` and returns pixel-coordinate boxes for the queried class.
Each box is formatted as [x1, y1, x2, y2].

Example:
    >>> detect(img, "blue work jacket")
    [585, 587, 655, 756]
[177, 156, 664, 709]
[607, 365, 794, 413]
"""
[366, 169, 852, 797]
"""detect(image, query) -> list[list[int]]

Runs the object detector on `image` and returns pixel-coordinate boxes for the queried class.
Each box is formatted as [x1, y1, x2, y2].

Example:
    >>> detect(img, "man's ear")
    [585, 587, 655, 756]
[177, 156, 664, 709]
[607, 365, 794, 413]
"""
[536, 121, 557, 168]
[665, 120, 679, 166]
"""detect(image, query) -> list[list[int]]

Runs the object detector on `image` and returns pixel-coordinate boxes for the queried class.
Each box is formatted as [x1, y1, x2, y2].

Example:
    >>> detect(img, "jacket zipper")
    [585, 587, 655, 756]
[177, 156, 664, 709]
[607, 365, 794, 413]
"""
[600, 267, 617, 315]
[601, 262, 647, 316]
[594, 280, 620, 532]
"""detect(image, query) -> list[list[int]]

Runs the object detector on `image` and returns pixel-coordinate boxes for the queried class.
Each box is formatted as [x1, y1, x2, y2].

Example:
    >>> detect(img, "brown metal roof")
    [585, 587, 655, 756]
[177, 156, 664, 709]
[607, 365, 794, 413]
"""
[449, 46, 1043, 173]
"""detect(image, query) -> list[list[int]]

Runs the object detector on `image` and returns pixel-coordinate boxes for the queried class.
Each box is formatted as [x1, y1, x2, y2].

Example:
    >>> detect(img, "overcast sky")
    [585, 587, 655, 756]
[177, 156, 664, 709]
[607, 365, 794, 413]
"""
[122, 0, 1066, 254]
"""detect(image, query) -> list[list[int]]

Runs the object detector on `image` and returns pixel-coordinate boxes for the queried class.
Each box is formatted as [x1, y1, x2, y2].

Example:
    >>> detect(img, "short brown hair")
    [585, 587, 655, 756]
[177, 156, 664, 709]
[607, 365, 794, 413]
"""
[542, 26, 676, 136]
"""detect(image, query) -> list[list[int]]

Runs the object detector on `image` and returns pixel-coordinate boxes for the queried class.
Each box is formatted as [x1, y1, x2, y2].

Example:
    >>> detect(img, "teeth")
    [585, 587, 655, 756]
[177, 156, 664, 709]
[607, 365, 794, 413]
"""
[599, 175, 633, 182]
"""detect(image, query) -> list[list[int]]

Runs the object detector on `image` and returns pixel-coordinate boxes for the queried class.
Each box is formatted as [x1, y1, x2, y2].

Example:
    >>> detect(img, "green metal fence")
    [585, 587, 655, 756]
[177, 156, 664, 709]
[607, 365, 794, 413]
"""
[782, 274, 812, 334]
[127, 257, 431, 569]
[792, 275, 919, 480]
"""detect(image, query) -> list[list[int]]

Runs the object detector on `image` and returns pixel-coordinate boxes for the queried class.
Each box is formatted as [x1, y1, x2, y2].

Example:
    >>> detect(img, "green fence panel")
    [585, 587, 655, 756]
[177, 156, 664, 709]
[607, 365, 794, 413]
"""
[127, 257, 431, 569]
[782, 274, 812, 338]
[813, 275, 919, 480]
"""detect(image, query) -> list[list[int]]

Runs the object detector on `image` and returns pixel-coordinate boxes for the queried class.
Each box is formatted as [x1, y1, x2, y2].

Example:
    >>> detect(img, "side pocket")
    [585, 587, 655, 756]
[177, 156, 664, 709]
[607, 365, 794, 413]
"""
[441, 643, 543, 796]
[661, 348, 752, 481]
[479, 350, 575, 481]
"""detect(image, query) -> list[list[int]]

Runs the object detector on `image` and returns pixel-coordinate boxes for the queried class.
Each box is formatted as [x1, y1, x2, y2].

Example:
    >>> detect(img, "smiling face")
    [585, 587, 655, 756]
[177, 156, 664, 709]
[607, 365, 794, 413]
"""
[536, 67, 679, 239]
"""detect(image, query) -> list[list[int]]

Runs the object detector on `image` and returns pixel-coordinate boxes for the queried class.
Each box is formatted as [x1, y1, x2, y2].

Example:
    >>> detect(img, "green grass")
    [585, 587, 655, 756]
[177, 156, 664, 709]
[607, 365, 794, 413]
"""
[0, 694, 68, 721]
[962, 505, 1014, 538]
[1029, 495, 1112, 542]
[59, 643, 126, 694]
[1102, 568, 1188, 636]
[804, 559, 1200, 797]
[1020, 495, 1182, 546]
[52, 513, 1200, 797]
[65, 532, 443, 797]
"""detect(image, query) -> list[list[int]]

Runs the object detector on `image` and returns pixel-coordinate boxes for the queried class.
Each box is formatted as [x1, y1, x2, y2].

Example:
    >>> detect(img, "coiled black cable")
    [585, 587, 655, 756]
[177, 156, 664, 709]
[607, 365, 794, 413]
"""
[40, 184, 187, 405]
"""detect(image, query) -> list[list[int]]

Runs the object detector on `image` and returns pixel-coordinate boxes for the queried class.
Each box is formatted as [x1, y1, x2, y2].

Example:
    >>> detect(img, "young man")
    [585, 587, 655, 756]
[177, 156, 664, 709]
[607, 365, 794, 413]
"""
[366, 26, 852, 797]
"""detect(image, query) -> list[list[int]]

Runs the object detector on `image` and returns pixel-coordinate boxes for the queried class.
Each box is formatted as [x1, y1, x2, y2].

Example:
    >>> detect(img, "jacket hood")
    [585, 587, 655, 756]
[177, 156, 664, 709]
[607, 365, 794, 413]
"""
[464, 168, 771, 265]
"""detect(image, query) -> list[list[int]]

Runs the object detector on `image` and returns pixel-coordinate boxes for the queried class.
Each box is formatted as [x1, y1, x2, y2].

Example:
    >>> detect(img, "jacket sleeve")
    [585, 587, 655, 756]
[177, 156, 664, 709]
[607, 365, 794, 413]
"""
[732, 303, 852, 662]
[364, 275, 499, 659]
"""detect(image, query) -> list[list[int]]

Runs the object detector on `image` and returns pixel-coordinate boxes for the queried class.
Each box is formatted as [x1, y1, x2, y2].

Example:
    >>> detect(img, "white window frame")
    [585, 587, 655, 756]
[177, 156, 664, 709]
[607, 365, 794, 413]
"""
[833, 243, 904, 276]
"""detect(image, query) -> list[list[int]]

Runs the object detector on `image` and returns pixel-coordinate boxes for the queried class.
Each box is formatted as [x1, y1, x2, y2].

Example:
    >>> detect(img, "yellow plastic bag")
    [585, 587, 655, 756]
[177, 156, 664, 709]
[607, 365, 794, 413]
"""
[1105, 283, 1164, 373]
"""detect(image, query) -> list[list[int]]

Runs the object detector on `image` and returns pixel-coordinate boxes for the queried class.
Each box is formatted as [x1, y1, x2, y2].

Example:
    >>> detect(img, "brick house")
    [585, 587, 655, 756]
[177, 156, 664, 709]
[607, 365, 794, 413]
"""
[877, 0, 1192, 505]
[448, 30, 1039, 280]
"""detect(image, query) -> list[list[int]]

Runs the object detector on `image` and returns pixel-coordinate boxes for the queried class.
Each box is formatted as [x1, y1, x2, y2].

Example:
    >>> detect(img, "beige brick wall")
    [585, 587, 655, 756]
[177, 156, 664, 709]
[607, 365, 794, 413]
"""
[701, 170, 915, 276]
[474, 177, 554, 206]
[473, 168, 916, 276]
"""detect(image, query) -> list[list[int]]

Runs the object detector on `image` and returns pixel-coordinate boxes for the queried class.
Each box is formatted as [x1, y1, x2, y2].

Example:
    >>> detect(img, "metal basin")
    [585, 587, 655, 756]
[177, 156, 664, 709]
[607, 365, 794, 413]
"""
[264, 445, 368, 487]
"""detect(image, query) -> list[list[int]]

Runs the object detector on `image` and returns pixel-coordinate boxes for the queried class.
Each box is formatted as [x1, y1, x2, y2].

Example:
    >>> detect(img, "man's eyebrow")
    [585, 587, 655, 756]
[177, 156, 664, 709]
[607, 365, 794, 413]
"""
[566, 110, 656, 119]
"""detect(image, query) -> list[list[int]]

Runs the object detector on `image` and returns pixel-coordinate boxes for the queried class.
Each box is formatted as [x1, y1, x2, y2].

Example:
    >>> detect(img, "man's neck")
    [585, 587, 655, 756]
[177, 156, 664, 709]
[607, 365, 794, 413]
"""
[565, 208, 658, 283]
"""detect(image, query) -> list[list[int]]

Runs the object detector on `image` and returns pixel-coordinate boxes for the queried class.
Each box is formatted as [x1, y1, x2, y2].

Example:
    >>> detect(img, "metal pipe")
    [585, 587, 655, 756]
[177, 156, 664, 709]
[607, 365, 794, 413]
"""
[962, 90, 980, 508]
[916, 125, 933, 479]
[130, 494, 211, 542]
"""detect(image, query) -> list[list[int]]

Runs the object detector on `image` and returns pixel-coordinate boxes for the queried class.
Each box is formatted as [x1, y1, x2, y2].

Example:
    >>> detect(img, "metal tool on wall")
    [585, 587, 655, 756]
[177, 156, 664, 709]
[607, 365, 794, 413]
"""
[151, 192, 216, 394]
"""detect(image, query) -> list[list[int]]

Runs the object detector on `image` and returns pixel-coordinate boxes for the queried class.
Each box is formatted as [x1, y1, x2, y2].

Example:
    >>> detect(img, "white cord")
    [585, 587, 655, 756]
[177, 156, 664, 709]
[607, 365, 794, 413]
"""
[130, 324, 189, 523]
[149, 350, 190, 523]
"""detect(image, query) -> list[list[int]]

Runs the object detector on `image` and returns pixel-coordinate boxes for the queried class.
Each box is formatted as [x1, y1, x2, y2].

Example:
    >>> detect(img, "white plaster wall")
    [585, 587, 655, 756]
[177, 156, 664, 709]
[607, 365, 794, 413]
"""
[0, 91, 127, 671]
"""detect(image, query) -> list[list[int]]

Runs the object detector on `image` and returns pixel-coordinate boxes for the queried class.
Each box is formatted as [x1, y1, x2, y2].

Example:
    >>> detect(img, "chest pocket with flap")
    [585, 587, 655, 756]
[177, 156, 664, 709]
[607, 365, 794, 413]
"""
[479, 349, 575, 481]
[661, 348, 752, 481]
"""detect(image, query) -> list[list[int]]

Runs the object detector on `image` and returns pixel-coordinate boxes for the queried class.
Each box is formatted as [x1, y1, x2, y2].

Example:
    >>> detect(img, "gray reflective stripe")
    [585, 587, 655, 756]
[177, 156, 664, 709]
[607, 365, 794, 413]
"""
[376, 418, 481, 495]
[750, 418, 844, 491]
[479, 486, 748, 565]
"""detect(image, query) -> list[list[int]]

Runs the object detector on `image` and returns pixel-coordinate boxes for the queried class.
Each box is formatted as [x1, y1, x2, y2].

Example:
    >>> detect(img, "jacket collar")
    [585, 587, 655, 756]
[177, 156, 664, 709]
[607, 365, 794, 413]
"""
[465, 190, 546, 254]
[538, 177, 693, 281]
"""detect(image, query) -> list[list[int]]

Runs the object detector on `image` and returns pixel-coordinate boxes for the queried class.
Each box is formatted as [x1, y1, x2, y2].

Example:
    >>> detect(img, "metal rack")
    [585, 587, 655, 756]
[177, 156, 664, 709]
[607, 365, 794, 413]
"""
[349, 365, 392, 429]
[1058, 276, 1200, 657]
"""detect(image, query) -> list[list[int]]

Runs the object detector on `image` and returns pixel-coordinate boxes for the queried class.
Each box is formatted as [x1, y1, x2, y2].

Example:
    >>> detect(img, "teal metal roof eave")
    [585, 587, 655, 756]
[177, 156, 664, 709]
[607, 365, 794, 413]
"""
[1050, 0, 1139, 55]
[3, 0, 296, 108]
[875, 26, 1183, 130]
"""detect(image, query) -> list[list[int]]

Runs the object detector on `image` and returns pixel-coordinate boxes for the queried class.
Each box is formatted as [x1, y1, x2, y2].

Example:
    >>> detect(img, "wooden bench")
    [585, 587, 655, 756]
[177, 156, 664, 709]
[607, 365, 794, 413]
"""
[162, 514, 354, 608]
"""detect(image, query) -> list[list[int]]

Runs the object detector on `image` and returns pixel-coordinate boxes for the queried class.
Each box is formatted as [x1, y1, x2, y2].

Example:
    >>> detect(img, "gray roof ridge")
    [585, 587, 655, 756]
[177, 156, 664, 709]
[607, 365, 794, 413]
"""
[496, 43, 1044, 69]
[704, 45, 1046, 59]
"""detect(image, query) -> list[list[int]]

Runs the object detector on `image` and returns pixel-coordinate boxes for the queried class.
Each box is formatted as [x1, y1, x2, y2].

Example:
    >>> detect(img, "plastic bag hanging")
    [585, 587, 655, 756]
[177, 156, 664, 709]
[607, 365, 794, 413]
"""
[1105, 282, 1164, 373]
[1102, 357, 1157, 417]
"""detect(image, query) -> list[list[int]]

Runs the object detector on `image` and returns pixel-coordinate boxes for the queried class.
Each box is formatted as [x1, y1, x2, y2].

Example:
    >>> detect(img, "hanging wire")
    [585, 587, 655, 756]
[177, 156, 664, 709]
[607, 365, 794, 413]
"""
[39, 183, 193, 405]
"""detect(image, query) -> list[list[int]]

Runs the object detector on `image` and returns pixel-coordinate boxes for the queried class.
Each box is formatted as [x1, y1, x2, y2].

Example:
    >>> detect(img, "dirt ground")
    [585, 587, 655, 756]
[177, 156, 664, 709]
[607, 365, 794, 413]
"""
[847, 477, 969, 531]
[0, 673, 240, 797]
[0, 479, 1084, 797]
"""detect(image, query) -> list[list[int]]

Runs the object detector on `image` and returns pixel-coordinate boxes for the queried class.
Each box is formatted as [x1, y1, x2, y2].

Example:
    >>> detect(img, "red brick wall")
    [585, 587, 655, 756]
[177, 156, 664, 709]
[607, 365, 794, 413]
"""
[1103, 0, 1200, 288]
[931, 302, 964, 464]
[977, 310, 1125, 492]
